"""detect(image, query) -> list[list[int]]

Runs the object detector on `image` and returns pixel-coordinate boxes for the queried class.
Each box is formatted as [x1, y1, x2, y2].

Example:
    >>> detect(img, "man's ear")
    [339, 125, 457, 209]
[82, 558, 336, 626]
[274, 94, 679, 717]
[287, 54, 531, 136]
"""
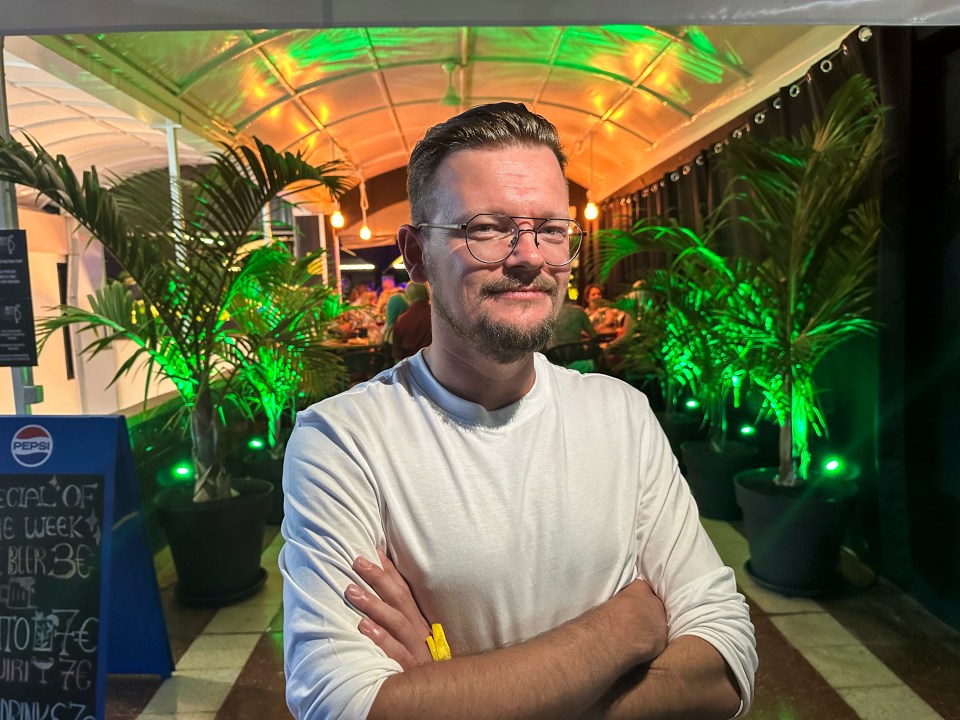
[397, 224, 429, 284]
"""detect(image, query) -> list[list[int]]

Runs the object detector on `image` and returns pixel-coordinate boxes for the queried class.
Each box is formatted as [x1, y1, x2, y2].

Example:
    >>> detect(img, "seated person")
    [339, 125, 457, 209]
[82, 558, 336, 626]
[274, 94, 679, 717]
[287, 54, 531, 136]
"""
[391, 282, 431, 361]
[584, 283, 624, 337]
[376, 273, 405, 316]
[547, 296, 597, 372]
[381, 289, 410, 346]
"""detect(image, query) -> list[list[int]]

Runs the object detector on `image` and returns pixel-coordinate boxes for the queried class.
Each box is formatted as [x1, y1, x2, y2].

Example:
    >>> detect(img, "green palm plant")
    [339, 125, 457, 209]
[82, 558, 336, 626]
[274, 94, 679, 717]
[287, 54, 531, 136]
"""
[0, 136, 349, 501]
[229, 244, 346, 460]
[598, 216, 752, 450]
[721, 73, 884, 486]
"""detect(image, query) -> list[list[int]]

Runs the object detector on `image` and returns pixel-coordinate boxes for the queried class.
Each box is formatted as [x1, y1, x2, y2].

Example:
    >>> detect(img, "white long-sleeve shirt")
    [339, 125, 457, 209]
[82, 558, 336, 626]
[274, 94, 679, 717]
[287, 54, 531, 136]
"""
[280, 351, 757, 719]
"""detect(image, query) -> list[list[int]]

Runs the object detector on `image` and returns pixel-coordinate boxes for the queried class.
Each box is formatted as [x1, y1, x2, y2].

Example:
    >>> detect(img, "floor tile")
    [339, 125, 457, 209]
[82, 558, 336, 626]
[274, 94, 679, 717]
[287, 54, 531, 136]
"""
[204, 603, 283, 634]
[267, 605, 284, 633]
[837, 685, 944, 720]
[176, 633, 262, 670]
[801, 643, 902, 688]
[735, 565, 823, 615]
[105, 674, 164, 717]
[140, 668, 242, 714]
[241, 564, 283, 605]
[747, 612, 859, 719]
[217, 633, 290, 720]
[771, 612, 858, 648]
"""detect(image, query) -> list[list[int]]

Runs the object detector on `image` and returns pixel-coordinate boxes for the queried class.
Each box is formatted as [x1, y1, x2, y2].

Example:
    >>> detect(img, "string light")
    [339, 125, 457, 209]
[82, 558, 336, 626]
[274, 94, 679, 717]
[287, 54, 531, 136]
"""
[634, 28, 870, 199]
[329, 137, 346, 229]
[359, 179, 372, 241]
[584, 131, 599, 221]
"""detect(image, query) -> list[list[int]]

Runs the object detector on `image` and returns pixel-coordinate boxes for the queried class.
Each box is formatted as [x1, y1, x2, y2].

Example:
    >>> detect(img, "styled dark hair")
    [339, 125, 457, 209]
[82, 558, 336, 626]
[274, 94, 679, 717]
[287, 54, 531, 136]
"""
[407, 102, 567, 225]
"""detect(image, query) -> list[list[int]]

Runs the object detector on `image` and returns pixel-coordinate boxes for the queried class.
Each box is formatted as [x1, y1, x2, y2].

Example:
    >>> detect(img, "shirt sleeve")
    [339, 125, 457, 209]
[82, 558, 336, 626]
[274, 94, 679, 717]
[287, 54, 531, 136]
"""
[633, 400, 758, 717]
[280, 408, 403, 719]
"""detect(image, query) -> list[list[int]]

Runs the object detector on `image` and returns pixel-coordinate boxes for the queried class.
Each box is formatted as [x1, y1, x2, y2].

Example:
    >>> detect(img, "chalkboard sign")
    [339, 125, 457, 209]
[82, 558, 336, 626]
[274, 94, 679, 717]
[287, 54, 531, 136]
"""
[0, 472, 105, 716]
[0, 416, 172, 719]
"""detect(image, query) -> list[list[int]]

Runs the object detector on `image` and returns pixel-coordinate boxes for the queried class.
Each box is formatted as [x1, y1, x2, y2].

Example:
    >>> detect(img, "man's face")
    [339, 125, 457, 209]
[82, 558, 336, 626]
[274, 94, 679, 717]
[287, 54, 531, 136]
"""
[419, 145, 571, 363]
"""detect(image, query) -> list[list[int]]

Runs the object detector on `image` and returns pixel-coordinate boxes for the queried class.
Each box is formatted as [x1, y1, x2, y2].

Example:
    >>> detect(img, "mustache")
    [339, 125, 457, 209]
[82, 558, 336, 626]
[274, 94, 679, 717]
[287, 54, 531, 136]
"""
[479, 276, 559, 296]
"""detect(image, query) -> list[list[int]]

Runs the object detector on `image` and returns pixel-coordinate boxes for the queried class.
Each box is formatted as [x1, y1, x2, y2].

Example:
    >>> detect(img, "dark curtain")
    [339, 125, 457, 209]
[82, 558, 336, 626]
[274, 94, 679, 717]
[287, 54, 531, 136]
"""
[588, 26, 882, 297]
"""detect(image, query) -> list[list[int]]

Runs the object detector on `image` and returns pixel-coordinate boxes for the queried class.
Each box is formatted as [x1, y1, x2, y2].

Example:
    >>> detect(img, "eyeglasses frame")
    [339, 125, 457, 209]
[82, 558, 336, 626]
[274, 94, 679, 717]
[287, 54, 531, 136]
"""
[416, 213, 585, 267]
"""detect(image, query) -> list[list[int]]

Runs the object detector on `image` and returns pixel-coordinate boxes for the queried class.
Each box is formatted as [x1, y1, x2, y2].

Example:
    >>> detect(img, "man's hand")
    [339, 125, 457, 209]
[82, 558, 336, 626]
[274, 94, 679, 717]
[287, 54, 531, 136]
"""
[609, 578, 668, 665]
[347, 548, 434, 669]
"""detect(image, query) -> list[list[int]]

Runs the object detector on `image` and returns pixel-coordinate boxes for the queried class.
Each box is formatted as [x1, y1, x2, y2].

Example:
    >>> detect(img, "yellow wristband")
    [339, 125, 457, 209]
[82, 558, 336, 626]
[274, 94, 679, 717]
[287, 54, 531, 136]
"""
[425, 623, 452, 661]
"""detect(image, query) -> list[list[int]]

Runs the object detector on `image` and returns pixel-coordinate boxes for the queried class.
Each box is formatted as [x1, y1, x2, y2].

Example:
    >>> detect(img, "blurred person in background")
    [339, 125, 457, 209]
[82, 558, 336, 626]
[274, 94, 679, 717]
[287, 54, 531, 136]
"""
[391, 282, 431, 361]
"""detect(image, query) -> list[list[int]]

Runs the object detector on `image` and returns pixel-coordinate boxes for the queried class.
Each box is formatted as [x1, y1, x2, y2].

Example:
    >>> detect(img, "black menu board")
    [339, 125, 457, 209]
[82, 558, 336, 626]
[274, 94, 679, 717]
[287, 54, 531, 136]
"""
[0, 229, 38, 368]
[0, 473, 104, 719]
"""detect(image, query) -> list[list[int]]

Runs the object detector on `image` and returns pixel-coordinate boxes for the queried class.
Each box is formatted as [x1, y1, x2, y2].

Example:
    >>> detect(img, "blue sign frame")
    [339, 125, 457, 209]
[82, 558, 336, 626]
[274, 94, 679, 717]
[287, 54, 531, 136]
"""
[0, 415, 173, 719]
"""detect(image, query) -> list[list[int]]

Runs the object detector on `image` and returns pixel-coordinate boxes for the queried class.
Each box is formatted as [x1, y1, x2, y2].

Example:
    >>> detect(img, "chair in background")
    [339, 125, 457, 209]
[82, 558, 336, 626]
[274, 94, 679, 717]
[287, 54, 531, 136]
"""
[544, 340, 602, 373]
[339, 347, 391, 388]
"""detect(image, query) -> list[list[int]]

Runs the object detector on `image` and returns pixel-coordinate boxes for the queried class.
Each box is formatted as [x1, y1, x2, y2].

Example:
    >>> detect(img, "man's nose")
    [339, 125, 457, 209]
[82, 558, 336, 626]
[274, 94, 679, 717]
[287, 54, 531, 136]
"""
[503, 227, 545, 269]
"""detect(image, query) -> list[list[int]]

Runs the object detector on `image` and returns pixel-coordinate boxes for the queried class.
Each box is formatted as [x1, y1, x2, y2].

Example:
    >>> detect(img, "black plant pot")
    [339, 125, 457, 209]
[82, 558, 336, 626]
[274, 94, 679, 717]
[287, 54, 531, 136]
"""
[680, 441, 759, 520]
[225, 452, 285, 525]
[655, 411, 706, 471]
[734, 468, 858, 597]
[155, 476, 273, 607]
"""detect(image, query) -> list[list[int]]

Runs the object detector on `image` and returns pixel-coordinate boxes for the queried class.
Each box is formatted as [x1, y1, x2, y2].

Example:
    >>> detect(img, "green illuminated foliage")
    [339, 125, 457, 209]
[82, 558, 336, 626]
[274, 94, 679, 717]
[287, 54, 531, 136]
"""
[228, 243, 345, 459]
[721, 73, 884, 486]
[598, 214, 754, 452]
[0, 135, 350, 502]
[596, 74, 883, 486]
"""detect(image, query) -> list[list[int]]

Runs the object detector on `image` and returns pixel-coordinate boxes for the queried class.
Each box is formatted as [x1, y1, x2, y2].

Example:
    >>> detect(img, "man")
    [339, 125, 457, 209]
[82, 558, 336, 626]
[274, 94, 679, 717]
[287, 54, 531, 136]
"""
[280, 103, 757, 719]
[550, 294, 597, 348]
[547, 295, 599, 373]
[375, 273, 404, 316]
[391, 282, 431, 361]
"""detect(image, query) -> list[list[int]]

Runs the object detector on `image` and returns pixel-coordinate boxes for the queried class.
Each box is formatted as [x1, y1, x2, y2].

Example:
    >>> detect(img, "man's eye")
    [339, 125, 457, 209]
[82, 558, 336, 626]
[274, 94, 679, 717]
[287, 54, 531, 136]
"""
[539, 224, 569, 241]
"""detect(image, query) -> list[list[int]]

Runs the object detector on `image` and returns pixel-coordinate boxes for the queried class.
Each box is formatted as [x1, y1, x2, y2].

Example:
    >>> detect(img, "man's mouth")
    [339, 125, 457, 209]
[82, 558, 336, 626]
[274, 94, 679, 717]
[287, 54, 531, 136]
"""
[481, 279, 557, 298]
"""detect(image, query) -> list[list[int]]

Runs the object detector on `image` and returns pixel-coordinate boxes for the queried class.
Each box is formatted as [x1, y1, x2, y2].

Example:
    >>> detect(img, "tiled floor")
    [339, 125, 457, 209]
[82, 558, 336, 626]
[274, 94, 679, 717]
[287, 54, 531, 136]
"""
[106, 520, 960, 719]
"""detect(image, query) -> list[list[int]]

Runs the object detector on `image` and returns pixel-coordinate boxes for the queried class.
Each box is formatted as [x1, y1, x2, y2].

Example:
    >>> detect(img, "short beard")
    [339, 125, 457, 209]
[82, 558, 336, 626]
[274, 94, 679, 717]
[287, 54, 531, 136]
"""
[430, 275, 560, 364]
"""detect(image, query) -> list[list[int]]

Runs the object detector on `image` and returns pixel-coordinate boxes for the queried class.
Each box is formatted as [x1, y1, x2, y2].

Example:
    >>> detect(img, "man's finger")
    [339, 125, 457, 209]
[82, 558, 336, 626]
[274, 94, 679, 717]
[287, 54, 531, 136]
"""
[347, 582, 428, 655]
[358, 617, 418, 670]
[354, 554, 431, 637]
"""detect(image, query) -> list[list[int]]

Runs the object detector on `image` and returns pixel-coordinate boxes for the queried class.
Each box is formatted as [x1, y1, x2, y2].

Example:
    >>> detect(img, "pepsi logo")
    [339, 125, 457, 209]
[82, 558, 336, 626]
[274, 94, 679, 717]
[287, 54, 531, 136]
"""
[11, 424, 53, 467]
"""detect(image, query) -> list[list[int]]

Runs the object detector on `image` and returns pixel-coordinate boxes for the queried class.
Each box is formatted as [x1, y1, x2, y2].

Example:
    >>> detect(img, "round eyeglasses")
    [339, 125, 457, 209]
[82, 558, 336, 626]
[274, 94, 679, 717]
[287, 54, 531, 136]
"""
[417, 213, 584, 266]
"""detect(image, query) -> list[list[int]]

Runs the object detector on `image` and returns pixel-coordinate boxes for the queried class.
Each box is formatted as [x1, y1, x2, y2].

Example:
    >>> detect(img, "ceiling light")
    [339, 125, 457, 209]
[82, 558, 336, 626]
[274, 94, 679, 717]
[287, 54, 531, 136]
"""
[330, 209, 345, 228]
[584, 202, 599, 221]
[359, 225, 372, 241]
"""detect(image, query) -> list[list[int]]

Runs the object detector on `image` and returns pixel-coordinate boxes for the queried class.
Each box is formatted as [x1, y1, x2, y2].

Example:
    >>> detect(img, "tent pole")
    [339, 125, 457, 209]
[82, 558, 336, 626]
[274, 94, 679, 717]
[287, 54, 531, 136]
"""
[0, 36, 41, 415]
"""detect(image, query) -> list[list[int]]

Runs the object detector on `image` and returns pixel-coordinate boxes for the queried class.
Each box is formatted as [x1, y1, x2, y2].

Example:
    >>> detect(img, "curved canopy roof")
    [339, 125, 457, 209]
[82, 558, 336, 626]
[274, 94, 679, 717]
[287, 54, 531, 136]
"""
[6, 24, 854, 212]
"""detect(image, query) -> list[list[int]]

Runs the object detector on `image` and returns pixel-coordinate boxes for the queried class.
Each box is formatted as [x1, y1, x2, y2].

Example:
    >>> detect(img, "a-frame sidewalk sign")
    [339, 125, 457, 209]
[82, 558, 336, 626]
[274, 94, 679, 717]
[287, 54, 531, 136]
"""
[0, 414, 173, 720]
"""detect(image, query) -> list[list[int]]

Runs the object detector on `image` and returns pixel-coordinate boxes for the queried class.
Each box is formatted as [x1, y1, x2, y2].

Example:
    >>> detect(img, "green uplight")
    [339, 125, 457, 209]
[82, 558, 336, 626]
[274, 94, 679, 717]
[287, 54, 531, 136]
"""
[248, 438, 266, 451]
[822, 456, 845, 475]
[739, 425, 756, 436]
[145, 445, 154, 452]
[173, 463, 193, 479]
[685, 399, 699, 409]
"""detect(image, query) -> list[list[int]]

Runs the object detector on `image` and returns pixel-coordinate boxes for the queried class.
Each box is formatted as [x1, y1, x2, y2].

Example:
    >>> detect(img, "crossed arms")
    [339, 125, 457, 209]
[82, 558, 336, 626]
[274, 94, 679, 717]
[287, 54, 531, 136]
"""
[349, 550, 742, 720]
[280, 386, 757, 720]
